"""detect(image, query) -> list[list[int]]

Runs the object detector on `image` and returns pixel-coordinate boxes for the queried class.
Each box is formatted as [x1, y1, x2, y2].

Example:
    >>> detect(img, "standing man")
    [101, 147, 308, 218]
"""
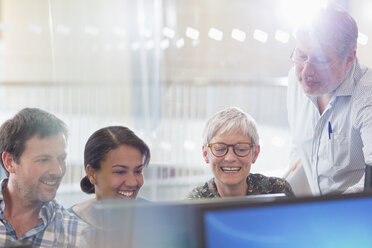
[0, 108, 90, 247]
[287, 6, 372, 195]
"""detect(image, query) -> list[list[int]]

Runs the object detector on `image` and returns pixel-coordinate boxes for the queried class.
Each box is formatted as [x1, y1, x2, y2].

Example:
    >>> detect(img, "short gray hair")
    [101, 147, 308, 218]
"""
[202, 107, 259, 146]
[295, 5, 358, 58]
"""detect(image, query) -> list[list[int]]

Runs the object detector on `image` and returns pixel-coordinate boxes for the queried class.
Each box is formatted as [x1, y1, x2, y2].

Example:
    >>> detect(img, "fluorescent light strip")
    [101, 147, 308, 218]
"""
[28, 24, 42, 34]
[275, 30, 289, 44]
[176, 38, 185, 48]
[56, 24, 71, 35]
[85, 25, 99, 36]
[186, 27, 199, 40]
[253, 29, 268, 43]
[163, 27, 175, 39]
[208, 28, 223, 41]
[231, 28, 246, 42]
[161, 39, 170, 49]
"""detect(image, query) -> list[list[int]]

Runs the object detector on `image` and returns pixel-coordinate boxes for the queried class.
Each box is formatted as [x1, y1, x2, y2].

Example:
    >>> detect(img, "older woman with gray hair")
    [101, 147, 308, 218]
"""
[188, 107, 293, 199]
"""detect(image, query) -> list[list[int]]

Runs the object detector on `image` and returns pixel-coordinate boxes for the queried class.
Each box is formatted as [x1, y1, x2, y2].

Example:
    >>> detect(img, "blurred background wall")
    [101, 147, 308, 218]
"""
[0, 0, 371, 206]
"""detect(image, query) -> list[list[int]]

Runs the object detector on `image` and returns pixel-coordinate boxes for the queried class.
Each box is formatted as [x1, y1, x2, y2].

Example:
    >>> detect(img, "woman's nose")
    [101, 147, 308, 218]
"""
[224, 147, 237, 161]
[124, 174, 138, 187]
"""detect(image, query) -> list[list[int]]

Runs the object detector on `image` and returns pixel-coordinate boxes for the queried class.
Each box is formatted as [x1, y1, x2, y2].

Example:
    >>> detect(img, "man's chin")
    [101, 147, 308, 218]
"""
[301, 84, 321, 96]
[39, 192, 57, 203]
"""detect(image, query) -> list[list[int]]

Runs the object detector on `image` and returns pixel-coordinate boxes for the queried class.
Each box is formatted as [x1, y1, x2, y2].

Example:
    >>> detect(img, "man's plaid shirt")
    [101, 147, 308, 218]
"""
[0, 179, 91, 247]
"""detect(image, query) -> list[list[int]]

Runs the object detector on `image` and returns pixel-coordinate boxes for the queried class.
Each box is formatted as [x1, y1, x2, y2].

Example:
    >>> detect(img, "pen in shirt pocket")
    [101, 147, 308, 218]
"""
[328, 121, 333, 140]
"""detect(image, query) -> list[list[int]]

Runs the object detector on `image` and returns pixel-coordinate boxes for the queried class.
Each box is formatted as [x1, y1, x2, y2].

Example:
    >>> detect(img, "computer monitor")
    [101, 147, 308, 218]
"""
[89, 194, 287, 248]
[199, 193, 372, 248]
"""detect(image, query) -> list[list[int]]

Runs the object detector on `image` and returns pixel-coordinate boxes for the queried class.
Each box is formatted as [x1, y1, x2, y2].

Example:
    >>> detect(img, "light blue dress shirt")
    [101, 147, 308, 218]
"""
[287, 59, 372, 195]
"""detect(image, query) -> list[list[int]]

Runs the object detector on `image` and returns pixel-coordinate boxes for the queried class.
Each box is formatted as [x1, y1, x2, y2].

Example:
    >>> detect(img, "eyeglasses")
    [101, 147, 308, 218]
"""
[207, 143, 253, 157]
[290, 50, 337, 71]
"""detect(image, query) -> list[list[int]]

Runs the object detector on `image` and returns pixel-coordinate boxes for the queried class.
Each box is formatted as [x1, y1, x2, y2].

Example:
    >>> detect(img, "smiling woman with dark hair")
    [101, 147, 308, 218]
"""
[69, 126, 150, 224]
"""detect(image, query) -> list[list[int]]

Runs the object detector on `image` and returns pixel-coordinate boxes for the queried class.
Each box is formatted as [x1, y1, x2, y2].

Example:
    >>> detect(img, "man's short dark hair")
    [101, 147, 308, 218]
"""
[0, 108, 68, 176]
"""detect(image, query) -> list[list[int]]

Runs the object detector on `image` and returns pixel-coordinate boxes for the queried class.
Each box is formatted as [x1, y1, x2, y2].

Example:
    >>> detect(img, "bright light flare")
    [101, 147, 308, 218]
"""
[279, 0, 328, 30]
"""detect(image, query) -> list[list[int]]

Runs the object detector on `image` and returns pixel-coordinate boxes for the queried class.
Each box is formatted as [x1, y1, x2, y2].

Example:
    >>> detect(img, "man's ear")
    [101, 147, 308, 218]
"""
[345, 49, 356, 70]
[202, 146, 209, 164]
[86, 165, 97, 185]
[2, 152, 16, 174]
[251, 145, 260, 164]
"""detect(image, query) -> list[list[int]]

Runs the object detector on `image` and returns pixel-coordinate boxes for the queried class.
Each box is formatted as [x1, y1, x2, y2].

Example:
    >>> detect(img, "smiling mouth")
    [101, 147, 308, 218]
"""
[300, 75, 319, 84]
[118, 190, 135, 198]
[40, 179, 59, 186]
[221, 167, 241, 172]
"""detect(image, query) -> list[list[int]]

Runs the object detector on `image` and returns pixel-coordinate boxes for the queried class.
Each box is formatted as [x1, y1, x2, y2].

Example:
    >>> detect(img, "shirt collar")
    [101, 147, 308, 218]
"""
[306, 59, 362, 106]
[39, 200, 57, 225]
[333, 59, 360, 97]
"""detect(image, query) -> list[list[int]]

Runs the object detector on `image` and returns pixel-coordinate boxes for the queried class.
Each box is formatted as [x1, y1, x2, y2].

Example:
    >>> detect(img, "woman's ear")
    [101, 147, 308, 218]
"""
[202, 146, 209, 164]
[251, 145, 260, 164]
[86, 165, 97, 185]
[2, 152, 16, 174]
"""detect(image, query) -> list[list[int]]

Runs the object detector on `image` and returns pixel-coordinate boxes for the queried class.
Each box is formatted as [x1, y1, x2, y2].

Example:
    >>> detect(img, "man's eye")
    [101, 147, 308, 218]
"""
[59, 157, 66, 163]
[314, 59, 329, 65]
[113, 171, 126, 175]
[135, 169, 143, 174]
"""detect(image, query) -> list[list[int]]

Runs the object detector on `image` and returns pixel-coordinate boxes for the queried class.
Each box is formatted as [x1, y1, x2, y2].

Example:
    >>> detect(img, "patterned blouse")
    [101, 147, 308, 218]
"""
[187, 173, 294, 199]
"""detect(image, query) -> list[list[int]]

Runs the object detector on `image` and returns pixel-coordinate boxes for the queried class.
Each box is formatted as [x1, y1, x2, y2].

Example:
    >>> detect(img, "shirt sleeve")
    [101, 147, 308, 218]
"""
[343, 179, 364, 194]
[350, 71, 372, 193]
[358, 104, 372, 166]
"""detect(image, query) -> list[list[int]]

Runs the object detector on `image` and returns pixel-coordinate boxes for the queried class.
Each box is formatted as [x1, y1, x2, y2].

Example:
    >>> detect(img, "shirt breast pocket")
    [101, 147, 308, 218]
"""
[329, 132, 349, 170]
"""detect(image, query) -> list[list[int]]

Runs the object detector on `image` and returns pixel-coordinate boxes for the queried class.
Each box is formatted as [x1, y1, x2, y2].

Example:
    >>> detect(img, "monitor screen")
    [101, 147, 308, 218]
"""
[201, 193, 372, 248]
